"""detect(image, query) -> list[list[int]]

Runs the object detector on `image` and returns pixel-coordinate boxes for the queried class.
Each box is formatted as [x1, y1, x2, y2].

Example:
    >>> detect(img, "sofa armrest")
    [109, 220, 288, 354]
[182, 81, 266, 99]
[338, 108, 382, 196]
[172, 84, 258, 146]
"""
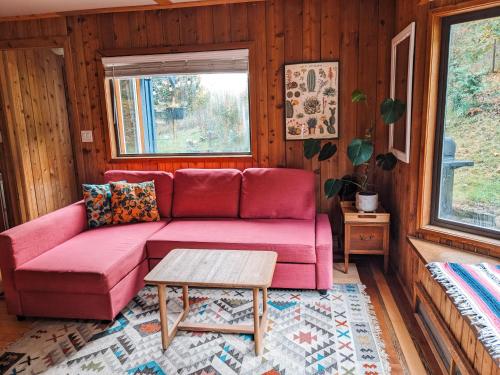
[315, 213, 333, 290]
[0, 201, 87, 314]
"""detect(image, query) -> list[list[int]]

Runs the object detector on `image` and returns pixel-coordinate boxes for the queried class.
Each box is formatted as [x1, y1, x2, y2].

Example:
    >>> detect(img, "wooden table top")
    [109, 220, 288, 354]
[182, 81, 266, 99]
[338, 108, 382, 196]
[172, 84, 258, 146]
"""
[144, 249, 278, 288]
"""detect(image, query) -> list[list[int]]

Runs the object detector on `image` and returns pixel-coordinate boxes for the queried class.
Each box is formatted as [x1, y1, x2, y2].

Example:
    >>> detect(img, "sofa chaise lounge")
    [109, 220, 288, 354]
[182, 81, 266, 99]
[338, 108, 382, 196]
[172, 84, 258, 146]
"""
[0, 168, 333, 321]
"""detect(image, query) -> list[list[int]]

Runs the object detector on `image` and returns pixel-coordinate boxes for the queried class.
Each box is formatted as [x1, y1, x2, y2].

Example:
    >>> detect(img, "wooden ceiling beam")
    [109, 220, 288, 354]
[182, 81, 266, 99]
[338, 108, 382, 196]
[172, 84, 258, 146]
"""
[0, 0, 264, 22]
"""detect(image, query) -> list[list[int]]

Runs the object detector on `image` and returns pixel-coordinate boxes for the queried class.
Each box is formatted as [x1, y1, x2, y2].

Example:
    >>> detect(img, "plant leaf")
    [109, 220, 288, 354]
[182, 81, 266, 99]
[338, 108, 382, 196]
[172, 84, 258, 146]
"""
[351, 89, 367, 103]
[303, 139, 321, 159]
[380, 98, 406, 124]
[339, 174, 358, 199]
[318, 142, 337, 161]
[324, 179, 344, 198]
[347, 138, 374, 166]
[376, 152, 398, 170]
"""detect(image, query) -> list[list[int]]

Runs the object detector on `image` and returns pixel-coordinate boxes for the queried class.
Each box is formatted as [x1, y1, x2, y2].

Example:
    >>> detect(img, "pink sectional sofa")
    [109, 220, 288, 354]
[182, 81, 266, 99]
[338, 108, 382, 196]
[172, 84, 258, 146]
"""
[0, 168, 333, 321]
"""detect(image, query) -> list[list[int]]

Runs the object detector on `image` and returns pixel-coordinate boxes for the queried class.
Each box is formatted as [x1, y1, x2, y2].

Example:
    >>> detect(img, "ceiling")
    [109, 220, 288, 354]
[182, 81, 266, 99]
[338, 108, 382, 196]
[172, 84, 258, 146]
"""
[0, 0, 204, 18]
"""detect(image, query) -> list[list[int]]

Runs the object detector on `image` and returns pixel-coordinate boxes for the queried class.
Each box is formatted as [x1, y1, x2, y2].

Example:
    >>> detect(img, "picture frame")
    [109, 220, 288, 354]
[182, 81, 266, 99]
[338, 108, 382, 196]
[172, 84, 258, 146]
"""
[389, 22, 416, 163]
[284, 61, 339, 140]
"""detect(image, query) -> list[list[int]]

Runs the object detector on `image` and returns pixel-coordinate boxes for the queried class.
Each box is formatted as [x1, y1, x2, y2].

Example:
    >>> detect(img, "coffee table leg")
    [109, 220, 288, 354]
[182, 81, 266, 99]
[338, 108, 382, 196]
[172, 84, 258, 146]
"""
[253, 288, 262, 356]
[262, 287, 269, 334]
[157, 284, 169, 350]
[182, 286, 189, 320]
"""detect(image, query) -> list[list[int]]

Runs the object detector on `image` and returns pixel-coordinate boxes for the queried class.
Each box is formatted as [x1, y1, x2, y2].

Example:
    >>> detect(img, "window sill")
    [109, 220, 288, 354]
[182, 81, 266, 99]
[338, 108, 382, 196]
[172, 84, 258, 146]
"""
[407, 236, 497, 265]
[417, 224, 500, 257]
[109, 154, 254, 163]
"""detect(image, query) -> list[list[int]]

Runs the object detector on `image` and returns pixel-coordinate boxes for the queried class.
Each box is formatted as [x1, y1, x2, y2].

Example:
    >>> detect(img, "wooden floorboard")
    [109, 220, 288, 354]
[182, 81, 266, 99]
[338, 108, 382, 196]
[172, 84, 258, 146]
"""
[357, 256, 442, 375]
[0, 260, 436, 374]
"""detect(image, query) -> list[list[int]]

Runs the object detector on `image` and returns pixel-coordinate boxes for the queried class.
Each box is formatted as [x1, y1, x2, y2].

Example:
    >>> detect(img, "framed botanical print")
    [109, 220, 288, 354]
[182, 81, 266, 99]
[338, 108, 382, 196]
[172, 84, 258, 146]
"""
[284, 61, 339, 140]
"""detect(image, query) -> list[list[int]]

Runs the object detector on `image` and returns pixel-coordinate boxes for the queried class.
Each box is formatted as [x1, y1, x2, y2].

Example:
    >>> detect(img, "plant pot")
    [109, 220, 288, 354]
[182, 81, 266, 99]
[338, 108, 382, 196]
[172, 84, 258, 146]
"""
[355, 192, 378, 212]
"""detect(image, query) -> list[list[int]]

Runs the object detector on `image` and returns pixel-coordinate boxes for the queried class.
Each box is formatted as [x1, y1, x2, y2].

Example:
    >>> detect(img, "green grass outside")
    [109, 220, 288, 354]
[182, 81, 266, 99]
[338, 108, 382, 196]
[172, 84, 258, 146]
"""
[445, 110, 499, 219]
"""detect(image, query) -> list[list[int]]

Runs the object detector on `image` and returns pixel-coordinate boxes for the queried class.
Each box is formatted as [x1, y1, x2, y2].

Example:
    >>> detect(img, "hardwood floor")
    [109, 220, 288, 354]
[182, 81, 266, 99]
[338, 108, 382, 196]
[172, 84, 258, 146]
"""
[0, 260, 438, 374]
[357, 257, 442, 375]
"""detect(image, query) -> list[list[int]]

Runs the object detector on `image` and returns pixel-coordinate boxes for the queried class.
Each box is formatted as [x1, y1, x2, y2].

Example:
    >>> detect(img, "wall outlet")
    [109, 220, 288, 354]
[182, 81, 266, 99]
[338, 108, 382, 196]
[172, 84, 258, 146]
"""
[81, 130, 93, 143]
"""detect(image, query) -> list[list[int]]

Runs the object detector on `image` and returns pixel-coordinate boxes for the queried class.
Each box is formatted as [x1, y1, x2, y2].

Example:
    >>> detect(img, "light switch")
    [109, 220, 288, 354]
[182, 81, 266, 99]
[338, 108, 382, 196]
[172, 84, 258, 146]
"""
[81, 130, 93, 143]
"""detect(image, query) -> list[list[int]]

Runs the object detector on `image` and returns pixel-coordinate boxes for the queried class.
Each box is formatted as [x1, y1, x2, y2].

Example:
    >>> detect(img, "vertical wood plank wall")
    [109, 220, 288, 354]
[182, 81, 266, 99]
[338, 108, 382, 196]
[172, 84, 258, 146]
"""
[0, 0, 395, 218]
[374, 0, 497, 304]
[0, 48, 77, 222]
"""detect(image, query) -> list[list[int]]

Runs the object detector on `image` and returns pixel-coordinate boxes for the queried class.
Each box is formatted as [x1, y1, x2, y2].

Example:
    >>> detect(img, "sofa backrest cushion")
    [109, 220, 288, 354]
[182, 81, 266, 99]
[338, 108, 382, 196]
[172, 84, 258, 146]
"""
[104, 170, 173, 217]
[173, 169, 242, 218]
[240, 168, 316, 219]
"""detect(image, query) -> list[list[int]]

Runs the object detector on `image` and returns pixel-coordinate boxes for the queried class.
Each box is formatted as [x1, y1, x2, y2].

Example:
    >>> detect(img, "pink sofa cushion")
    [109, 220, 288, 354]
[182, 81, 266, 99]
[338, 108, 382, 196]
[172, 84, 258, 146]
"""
[104, 170, 173, 218]
[15, 220, 168, 295]
[173, 169, 242, 218]
[147, 218, 316, 263]
[240, 168, 316, 219]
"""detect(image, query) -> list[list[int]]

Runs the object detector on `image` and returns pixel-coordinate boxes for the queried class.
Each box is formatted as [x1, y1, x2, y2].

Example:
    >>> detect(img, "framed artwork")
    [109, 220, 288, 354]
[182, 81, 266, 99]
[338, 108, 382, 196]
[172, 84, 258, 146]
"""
[284, 61, 339, 140]
[389, 22, 415, 163]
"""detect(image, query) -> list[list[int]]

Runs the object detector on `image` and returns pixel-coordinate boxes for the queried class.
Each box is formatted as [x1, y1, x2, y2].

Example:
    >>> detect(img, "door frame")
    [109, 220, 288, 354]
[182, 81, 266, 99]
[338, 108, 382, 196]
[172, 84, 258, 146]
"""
[0, 36, 80, 226]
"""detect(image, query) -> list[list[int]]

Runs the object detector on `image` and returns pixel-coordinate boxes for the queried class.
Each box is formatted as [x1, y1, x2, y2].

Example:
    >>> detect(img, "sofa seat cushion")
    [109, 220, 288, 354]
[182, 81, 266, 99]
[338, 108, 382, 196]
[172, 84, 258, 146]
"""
[15, 220, 168, 295]
[147, 218, 316, 263]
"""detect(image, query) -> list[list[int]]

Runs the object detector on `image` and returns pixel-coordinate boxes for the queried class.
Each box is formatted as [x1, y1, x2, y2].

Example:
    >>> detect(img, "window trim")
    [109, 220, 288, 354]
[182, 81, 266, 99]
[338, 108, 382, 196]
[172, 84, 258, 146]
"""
[416, 0, 500, 251]
[430, 6, 500, 239]
[97, 42, 257, 162]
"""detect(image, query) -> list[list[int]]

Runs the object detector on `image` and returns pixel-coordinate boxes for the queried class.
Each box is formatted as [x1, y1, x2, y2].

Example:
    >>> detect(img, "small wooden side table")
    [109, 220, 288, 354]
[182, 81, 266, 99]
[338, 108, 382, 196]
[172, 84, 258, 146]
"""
[340, 201, 390, 273]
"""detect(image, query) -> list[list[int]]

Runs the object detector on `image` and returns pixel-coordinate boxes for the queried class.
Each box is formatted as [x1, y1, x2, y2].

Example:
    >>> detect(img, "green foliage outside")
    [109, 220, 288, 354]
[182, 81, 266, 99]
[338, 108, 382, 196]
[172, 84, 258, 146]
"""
[443, 16, 499, 228]
[152, 74, 250, 154]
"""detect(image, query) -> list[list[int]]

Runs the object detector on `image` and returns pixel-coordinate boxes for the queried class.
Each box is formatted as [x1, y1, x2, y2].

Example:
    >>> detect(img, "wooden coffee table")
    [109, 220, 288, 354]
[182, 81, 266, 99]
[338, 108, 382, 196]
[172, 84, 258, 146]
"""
[144, 249, 277, 356]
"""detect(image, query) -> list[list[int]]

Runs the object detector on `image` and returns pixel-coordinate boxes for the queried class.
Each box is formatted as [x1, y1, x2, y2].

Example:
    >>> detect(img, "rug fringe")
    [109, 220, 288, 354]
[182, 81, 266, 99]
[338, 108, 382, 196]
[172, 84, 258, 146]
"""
[427, 263, 500, 361]
[359, 284, 392, 375]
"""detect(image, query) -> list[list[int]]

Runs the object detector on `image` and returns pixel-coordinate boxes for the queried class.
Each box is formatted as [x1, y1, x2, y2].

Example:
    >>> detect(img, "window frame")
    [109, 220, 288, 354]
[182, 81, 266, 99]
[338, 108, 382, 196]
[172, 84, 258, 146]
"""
[416, 1, 500, 255]
[430, 6, 500, 239]
[97, 42, 256, 162]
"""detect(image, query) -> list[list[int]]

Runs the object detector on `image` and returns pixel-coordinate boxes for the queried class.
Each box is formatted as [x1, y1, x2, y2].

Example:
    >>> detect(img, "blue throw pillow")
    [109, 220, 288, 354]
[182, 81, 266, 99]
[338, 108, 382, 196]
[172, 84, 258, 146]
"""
[83, 182, 129, 228]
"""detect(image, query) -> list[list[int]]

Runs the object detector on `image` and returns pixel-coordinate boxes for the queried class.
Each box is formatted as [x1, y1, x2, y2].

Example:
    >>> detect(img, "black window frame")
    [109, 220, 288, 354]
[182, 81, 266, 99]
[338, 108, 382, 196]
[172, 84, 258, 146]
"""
[431, 6, 500, 240]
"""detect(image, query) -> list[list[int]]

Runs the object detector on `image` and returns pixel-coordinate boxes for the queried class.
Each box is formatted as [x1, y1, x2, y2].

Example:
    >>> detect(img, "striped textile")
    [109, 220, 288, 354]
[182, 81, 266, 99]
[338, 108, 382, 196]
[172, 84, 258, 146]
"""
[427, 262, 500, 360]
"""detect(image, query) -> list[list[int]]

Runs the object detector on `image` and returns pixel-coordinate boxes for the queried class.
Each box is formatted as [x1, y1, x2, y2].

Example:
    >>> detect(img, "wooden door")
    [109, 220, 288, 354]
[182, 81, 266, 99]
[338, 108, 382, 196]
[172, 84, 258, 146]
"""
[0, 47, 77, 225]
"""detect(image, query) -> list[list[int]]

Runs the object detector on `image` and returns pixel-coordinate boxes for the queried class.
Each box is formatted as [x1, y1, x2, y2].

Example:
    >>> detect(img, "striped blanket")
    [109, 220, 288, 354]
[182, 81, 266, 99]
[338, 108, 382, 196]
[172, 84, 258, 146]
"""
[427, 262, 500, 360]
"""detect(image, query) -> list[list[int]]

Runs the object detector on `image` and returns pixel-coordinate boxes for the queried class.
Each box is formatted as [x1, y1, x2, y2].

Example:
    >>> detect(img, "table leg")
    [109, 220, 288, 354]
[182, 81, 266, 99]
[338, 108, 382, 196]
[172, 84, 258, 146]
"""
[383, 223, 389, 273]
[157, 284, 169, 351]
[253, 288, 262, 356]
[182, 286, 189, 320]
[344, 224, 351, 273]
[261, 287, 269, 334]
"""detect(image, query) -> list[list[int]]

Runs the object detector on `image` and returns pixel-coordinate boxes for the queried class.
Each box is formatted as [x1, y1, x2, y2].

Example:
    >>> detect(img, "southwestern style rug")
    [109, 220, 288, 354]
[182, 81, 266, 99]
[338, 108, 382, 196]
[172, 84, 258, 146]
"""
[0, 284, 390, 375]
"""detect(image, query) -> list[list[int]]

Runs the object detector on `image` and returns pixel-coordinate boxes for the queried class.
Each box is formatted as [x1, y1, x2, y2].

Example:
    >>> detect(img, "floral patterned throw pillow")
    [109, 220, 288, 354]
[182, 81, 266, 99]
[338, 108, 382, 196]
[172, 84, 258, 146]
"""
[110, 181, 160, 224]
[82, 183, 114, 228]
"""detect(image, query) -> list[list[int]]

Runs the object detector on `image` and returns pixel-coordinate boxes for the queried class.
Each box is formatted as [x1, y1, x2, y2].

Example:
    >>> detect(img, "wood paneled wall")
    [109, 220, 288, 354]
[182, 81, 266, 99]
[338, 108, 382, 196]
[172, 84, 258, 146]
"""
[0, 47, 77, 223]
[374, 0, 499, 302]
[0, 0, 395, 216]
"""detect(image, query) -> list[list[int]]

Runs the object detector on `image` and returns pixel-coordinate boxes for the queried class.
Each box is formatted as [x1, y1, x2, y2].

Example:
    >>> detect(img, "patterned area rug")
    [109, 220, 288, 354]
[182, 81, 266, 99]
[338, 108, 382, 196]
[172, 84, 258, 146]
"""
[0, 284, 390, 374]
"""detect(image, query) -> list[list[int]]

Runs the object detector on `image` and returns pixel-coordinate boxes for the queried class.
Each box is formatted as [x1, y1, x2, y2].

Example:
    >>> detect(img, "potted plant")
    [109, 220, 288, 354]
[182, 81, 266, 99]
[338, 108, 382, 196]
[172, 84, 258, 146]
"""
[303, 89, 406, 212]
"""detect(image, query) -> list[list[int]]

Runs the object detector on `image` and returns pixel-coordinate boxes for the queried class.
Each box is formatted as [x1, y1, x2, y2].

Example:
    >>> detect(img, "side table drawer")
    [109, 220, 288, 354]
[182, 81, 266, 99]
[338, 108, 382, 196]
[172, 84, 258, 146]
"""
[349, 225, 385, 250]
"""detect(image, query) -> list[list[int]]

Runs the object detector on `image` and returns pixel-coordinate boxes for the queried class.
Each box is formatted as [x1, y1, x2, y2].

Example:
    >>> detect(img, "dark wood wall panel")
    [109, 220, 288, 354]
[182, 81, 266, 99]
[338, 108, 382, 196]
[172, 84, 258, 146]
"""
[0, 0, 395, 217]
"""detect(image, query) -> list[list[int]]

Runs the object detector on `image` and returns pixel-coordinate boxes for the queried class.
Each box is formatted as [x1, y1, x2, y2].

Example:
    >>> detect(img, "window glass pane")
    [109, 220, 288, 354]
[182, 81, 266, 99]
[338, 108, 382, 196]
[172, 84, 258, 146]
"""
[437, 13, 500, 234]
[113, 72, 250, 156]
[119, 79, 139, 154]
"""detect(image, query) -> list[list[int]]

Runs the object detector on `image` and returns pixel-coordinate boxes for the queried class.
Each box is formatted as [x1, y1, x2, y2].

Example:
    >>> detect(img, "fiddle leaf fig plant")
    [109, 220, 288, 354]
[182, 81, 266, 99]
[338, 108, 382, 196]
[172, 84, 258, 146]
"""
[303, 89, 406, 199]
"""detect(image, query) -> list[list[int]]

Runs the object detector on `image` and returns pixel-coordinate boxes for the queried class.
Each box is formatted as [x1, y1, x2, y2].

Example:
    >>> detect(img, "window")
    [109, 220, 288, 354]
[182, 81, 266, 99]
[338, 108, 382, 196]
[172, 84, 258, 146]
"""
[432, 7, 500, 238]
[103, 49, 251, 157]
